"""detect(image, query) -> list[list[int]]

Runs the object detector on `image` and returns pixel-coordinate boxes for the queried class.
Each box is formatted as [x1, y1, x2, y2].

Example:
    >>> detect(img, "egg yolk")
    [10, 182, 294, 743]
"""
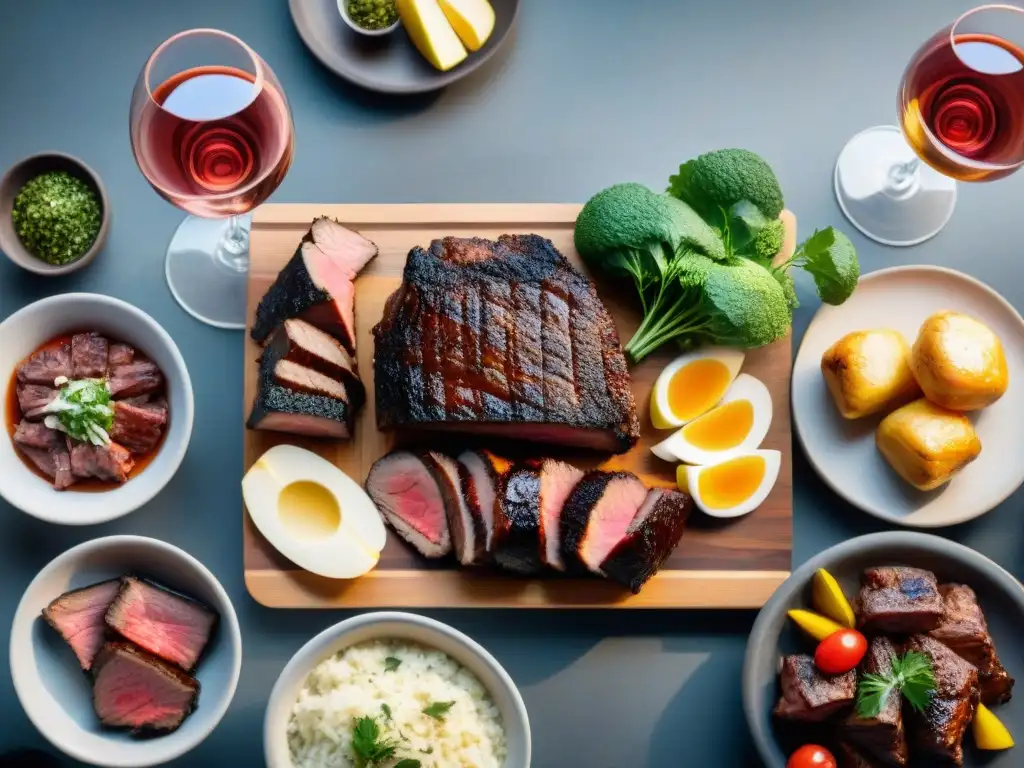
[681, 399, 754, 451]
[278, 480, 341, 540]
[697, 455, 766, 511]
[668, 359, 733, 422]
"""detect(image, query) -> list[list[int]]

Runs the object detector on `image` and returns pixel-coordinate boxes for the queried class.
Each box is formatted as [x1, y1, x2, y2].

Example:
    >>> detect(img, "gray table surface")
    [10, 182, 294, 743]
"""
[2, 1, 1023, 765]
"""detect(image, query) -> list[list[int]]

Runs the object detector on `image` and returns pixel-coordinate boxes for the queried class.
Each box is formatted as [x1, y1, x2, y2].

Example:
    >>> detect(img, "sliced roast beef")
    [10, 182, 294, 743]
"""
[17, 343, 72, 385]
[13, 420, 59, 450]
[599, 488, 692, 593]
[930, 583, 1014, 705]
[905, 634, 979, 766]
[19, 439, 75, 490]
[92, 642, 199, 733]
[365, 451, 452, 558]
[774, 654, 857, 722]
[559, 470, 648, 574]
[16, 383, 57, 417]
[265, 318, 365, 409]
[492, 462, 544, 575]
[372, 234, 640, 453]
[109, 402, 167, 454]
[104, 577, 218, 672]
[855, 567, 944, 635]
[107, 343, 134, 368]
[41, 579, 122, 671]
[70, 441, 134, 483]
[107, 361, 163, 399]
[457, 450, 508, 557]
[538, 459, 584, 571]
[427, 452, 486, 566]
[843, 637, 908, 767]
[71, 333, 109, 378]
[251, 219, 378, 353]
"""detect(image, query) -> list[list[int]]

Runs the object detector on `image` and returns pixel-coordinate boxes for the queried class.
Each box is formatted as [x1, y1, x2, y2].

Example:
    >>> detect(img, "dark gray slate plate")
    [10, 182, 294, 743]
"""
[743, 532, 1024, 767]
[289, 0, 520, 94]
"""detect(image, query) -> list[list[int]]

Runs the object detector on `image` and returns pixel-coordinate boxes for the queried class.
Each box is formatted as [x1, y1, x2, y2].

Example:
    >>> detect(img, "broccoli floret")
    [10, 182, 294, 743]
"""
[752, 218, 786, 262]
[575, 183, 680, 266]
[670, 149, 784, 220]
[771, 266, 799, 310]
[700, 258, 792, 348]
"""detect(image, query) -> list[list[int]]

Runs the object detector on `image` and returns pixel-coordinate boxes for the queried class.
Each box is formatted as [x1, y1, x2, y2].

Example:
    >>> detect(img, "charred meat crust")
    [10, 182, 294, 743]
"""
[600, 489, 692, 594]
[493, 462, 544, 575]
[855, 566, 944, 635]
[265, 319, 366, 410]
[774, 653, 857, 722]
[558, 470, 641, 573]
[251, 247, 336, 346]
[843, 637, 909, 767]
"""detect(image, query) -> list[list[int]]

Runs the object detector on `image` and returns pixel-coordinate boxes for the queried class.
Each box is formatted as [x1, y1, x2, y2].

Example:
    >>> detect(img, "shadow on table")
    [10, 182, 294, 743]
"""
[0, 750, 64, 768]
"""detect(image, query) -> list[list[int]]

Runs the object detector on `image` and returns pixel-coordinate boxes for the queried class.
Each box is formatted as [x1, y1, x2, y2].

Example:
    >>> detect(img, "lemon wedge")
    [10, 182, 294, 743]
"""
[786, 609, 843, 642]
[438, 0, 495, 51]
[812, 568, 856, 628]
[974, 703, 1015, 750]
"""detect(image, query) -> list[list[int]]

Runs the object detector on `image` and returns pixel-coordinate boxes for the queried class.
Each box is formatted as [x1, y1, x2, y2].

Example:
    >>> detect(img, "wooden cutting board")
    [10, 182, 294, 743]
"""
[243, 204, 794, 608]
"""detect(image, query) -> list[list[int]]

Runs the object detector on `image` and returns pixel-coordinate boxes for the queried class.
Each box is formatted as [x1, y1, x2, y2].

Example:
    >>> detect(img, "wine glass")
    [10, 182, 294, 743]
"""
[835, 4, 1024, 247]
[130, 29, 294, 329]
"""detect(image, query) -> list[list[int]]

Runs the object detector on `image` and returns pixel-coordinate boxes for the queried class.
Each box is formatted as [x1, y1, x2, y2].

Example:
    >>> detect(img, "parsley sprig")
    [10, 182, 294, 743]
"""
[856, 651, 936, 719]
[351, 716, 398, 767]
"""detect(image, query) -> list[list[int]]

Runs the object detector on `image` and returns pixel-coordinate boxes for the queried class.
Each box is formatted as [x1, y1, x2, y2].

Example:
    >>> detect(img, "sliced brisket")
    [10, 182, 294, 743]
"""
[538, 459, 584, 571]
[372, 234, 640, 453]
[457, 449, 508, 558]
[107, 360, 163, 399]
[71, 333, 109, 378]
[104, 577, 218, 672]
[92, 642, 199, 733]
[70, 441, 134, 483]
[41, 579, 122, 671]
[17, 343, 72, 385]
[774, 653, 857, 722]
[843, 637, 908, 767]
[855, 567, 944, 635]
[559, 470, 647, 574]
[365, 450, 452, 558]
[428, 452, 486, 566]
[493, 462, 543, 575]
[265, 318, 366, 409]
[110, 402, 167, 454]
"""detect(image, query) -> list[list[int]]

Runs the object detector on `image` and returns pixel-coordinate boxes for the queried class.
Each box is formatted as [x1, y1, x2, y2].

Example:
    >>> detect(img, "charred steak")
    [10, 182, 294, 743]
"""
[429, 452, 486, 566]
[365, 450, 452, 558]
[265, 318, 365, 409]
[41, 579, 122, 671]
[537, 458, 584, 571]
[372, 234, 640, 453]
[559, 470, 648, 574]
[843, 637, 908, 767]
[457, 449, 509, 559]
[855, 566, 944, 635]
[774, 653, 857, 722]
[493, 462, 544, 575]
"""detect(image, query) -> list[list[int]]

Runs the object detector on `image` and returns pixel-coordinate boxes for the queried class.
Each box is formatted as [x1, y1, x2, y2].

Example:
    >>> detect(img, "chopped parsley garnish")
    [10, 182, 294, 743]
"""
[350, 716, 398, 766]
[394, 761, 422, 768]
[421, 701, 455, 720]
[380, 703, 392, 721]
[42, 378, 113, 445]
[384, 656, 402, 672]
[857, 650, 936, 719]
[12, 171, 102, 265]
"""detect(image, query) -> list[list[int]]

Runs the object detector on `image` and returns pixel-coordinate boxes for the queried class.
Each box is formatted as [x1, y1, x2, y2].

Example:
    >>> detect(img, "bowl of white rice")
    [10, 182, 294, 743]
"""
[264, 612, 530, 768]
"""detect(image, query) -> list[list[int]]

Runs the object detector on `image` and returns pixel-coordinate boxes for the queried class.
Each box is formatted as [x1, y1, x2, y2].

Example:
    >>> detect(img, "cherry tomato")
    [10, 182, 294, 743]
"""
[814, 628, 868, 674]
[787, 744, 837, 768]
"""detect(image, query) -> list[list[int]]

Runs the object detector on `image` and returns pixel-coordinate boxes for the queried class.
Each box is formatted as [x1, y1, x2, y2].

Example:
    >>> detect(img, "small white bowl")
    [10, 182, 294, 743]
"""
[337, 0, 401, 36]
[10, 536, 242, 768]
[264, 612, 531, 768]
[0, 293, 194, 525]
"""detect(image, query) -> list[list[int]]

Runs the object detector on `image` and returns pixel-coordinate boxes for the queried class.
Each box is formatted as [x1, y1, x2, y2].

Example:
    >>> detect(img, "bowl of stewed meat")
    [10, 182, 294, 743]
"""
[0, 293, 193, 524]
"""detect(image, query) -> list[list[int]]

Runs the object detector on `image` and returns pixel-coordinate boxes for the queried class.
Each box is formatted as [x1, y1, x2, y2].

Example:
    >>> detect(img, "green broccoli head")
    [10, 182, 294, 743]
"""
[575, 182, 681, 259]
[701, 258, 792, 348]
[752, 218, 786, 262]
[669, 149, 784, 221]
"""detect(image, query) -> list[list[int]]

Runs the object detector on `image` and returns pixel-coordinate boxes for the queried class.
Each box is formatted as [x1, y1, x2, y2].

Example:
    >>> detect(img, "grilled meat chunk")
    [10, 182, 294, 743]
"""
[775, 654, 857, 722]
[905, 634, 979, 766]
[599, 488, 692, 593]
[92, 642, 199, 733]
[71, 333, 109, 378]
[265, 318, 366, 409]
[843, 637, 908, 766]
[16, 383, 57, 417]
[365, 450, 452, 558]
[930, 583, 1014, 705]
[41, 579, 122, 671]
[107, 343, 134, 368]
[104, 577, 218, 672]
[457, 449, 508, 558]
[17, 343, 72, 385]
[110, 402, 167, 454]
[13, 420, 60, 450]
[19, 438, 75, 490]
[560, 470, 647, 574]
[373, 234, 640, 453]
[538, 459, 584, 571]
[493, 462, 543, 575]
[428, 452, 485, 566]
[70, 441, 134, 483]
[856, 567, 944, 635]
[107, 360, 164, 399]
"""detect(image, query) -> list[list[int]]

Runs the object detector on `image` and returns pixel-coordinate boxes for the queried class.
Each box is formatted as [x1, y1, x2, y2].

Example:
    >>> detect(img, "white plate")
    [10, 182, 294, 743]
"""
[792, 265, 1024, 527]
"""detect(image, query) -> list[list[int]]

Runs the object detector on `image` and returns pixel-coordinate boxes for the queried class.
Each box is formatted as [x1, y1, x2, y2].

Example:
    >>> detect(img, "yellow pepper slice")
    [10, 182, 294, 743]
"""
[974, 703, 1015, 750]
[812, 568, 856, 628]
[787, 609, 844, 642]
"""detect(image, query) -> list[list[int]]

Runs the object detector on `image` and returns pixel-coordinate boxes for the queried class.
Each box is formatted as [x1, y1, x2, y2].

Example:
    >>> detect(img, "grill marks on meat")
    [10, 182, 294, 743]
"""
[71, 333, 109, 378]
[17, 343, 71, 385]
[373, 234, 640, 453]
[493, 463, 544, 575]
[110, 402, 167, 454]
[905, 635, 979, 766]
[107, 360, 163, 399]
[17, 383, 57, 417]
[559, 471, 648, 574]
[365, 451, 452, 558]
[266, 318, 365, 409]
[774, 654, 857, 721]
[41, 579, 122, 671]
[92, 642, 199, 733]
[70, 441, 134, 483]
[843, 637, 908, 767]
[105, 577, 218, 672]
[599, 488, 692, 594]
[856, 567, 944, 635]
[538, 459, 584, 571]
[930, 583, 1014, 705]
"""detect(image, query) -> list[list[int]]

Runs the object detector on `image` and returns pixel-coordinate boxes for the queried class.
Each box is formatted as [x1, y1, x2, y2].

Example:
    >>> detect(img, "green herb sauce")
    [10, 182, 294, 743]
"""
[348, 0, 398, 30]
[12, 171, 102, 265]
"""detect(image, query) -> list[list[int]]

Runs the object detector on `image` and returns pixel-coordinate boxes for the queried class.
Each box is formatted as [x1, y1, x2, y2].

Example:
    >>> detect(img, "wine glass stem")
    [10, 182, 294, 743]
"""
[888, 156, 921, 194]
[216, 214, 249, 273]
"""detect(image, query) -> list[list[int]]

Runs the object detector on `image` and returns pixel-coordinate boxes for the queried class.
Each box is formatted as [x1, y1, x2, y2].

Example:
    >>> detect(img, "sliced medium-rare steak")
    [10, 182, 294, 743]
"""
[41, 579, 122, 671]
[855, 567, 944, 635]
[92, 642, 199, 733]
[559, 470, 647, 574]
[457, 449, 508, 558]
[365, 451, 452, 558]
[70, 441, 134, 483]
[107, 361, 163, 399]
[265, 318, 366, 409]
[251, 218, 378, 353]
[538, 459, 584, 571]
[17, 343, 72, 385]
[492, 462, 543, 575]
[17, 383, 57, 417]
[599, 488, 692, 593]
[373, 234, 640, 453]
[426, 452, 486, 566]
[774, 654, 857, 722]
[110, 402, 167, 454]
[843, 637, 908, 767]
[107, 343, 134, 368]
[905, 634, 979, 766]
[104, 577, 218, 672]
[71, 333, 109, 378]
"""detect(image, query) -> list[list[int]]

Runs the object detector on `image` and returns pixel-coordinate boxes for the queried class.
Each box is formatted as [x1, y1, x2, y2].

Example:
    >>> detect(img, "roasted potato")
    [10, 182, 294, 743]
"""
[821, 329, 921, 419]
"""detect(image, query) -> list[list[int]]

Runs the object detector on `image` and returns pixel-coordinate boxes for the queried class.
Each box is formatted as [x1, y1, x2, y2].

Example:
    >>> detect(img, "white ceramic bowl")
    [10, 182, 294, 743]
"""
[264, 612, 531, 768]
[10, 536, 242, 768]
[337, 0, 401, 36]
[0, 293, 194, 524]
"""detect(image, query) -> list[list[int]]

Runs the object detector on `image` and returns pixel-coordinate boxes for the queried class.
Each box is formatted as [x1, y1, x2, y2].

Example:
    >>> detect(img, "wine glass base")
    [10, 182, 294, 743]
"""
[165, 214, 251, 330]
[834, 125, 957, 247]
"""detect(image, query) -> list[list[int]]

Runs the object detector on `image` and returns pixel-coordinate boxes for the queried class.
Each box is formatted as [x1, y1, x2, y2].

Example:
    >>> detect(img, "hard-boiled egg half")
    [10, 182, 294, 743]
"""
[242, 444, 387, 579]
[677, 450, 781, 518]
[650, 373, 773, 465]
[650, 347, 745, 429]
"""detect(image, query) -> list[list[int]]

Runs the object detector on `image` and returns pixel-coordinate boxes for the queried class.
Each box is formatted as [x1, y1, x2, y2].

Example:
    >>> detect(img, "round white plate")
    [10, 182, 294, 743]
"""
[793, 265, 1024, 527]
